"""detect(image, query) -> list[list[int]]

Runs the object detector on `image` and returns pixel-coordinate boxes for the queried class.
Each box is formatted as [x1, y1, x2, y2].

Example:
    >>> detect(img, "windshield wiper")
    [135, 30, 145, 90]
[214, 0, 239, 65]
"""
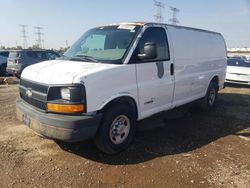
[70, 55, 99, 63]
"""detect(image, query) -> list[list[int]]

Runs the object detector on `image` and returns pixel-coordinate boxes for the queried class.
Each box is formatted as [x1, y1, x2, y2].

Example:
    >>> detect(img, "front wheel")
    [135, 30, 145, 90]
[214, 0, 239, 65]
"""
[199, 81, 218, 111]
[94, 104, 135, 154]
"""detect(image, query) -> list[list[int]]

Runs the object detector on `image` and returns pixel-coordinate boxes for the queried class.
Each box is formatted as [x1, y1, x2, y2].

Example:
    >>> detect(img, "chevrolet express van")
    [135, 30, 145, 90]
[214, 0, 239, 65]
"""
[16, 22, 227, 154]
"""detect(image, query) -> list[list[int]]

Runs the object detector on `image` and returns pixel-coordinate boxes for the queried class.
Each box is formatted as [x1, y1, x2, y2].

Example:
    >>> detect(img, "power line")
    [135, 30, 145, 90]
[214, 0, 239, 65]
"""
[169, 6, 180, 25]
[19, 24, 28, 49]
[154, 0, 165, 23]
[34, 26, 44, 49]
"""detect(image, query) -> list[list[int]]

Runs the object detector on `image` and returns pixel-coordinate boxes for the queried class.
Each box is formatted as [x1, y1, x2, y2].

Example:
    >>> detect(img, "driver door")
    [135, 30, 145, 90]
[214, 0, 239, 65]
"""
[133, 26, 175, 119]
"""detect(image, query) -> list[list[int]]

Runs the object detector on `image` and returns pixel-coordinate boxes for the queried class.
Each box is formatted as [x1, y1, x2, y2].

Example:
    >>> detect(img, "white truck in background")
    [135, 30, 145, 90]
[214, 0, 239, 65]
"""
[16, 22, 227, 154]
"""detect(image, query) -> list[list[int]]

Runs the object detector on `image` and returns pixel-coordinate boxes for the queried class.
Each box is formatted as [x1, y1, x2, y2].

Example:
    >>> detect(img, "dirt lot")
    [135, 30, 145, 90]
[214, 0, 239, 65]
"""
[0, 83, 249, 188]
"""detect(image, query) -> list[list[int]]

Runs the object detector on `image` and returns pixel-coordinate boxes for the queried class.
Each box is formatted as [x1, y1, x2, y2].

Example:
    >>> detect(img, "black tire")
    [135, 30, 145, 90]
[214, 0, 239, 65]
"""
[199, 81, 218, 111]
[0, 64, 7, 77]
[94, 104, 135, 154]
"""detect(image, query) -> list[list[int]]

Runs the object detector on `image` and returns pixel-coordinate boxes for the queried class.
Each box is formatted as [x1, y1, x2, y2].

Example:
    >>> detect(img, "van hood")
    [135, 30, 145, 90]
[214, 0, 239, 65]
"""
[21, 60, 117, 84]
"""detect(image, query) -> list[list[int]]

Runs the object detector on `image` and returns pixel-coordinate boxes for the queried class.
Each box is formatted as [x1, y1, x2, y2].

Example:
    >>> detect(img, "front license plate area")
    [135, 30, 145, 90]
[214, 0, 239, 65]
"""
[23, 114, 30, 127]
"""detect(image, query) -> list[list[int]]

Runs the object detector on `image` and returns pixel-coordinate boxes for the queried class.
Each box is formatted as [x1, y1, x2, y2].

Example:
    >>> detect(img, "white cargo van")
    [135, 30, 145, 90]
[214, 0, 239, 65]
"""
[16, 22, 227, 154]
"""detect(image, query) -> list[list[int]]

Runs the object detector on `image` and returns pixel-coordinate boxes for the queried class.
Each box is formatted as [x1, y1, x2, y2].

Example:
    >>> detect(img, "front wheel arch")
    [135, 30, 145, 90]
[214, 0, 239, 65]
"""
[98, 96, 139, 120]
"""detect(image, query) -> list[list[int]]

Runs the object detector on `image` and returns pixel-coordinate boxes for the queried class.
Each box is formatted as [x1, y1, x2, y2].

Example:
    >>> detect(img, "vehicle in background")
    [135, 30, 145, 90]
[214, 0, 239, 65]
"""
[226, 58, 250, 85]
[0, 50, 10, 76]
[230, 55, 248, 61]
[7, 49, 60, 78]
[16, 22, 227, 154]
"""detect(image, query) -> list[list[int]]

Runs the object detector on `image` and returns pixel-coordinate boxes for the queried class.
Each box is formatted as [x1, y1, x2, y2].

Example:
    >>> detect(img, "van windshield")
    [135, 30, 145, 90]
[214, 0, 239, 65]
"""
[64, 25, 141, 64]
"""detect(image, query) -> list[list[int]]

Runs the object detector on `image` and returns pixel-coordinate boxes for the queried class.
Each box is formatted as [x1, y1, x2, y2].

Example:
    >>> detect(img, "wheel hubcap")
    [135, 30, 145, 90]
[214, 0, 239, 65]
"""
[208, 89, 216, 105]
[109, 115, 130, 145]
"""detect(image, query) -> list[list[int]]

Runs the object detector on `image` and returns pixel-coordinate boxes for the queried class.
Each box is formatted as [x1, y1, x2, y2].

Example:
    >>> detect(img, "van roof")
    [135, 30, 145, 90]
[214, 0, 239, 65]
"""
[108, 22, 221, 35]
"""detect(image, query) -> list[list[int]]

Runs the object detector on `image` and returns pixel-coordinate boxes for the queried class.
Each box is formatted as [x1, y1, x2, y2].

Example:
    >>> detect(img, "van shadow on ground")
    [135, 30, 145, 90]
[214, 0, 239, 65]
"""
[57, 92, 250, 165]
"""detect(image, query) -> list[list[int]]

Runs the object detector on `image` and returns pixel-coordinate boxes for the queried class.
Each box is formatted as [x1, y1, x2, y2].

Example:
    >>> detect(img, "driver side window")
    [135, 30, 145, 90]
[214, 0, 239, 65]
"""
[137, 27, 170, 62]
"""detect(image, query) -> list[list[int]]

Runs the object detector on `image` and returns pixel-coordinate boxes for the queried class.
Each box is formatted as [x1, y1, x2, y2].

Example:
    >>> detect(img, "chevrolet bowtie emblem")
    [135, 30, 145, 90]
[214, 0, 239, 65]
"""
[26, 89, 32, 98]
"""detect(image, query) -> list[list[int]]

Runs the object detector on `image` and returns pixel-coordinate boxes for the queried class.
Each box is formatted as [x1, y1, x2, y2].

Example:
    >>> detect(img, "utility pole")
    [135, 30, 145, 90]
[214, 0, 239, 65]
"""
[65, 40, 69, 48]
[169, 6, 180, 25]
[34, 26, 44, 49]
[154, 0, 165, 23]
[19, 24, 28, 49]
[42, 40, 45, 49]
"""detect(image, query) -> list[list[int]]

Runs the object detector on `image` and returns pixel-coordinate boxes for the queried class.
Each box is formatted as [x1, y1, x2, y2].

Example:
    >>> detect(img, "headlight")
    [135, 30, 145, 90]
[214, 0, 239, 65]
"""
[60, 87, 70, 100]
[47, 85, 86, 113]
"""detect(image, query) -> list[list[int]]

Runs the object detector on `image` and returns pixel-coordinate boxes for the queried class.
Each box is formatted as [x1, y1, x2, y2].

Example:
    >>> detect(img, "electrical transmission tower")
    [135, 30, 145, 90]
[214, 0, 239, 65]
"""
[19, 24, 28, 49]
[42, 40, 45, 49]
[65, 40, 69, 48]
[154, 0, 165, 23]
[34, 26, 44, 49]
[169, 6, 180, 25]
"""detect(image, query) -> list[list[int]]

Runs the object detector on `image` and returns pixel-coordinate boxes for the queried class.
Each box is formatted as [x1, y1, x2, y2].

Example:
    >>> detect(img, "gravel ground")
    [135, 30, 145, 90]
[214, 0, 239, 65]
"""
[0, 83, 249, 188]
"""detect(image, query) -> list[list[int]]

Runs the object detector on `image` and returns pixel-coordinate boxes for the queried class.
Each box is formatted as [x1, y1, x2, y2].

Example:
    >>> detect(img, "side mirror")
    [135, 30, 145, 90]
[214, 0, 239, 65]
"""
[137, 42, 157, 60]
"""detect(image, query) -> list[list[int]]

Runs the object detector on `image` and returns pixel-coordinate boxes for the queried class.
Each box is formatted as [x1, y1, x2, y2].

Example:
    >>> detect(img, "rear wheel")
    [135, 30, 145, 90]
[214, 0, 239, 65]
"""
[199, 81, 218, 111]
[94, 104, 135, 154]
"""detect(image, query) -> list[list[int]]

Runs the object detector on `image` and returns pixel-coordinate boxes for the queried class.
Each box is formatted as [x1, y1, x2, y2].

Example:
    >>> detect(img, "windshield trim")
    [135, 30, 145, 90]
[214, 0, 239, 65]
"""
[121, 25, 143, 64]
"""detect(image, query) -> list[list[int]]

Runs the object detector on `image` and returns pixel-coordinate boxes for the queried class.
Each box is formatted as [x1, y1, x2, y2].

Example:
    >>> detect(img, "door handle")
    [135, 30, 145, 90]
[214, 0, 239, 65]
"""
[170, 63, 174, 75]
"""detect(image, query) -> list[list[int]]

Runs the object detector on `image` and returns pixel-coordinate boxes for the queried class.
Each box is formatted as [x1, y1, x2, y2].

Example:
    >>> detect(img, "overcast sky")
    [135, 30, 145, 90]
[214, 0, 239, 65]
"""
[0, 0, 249, 49]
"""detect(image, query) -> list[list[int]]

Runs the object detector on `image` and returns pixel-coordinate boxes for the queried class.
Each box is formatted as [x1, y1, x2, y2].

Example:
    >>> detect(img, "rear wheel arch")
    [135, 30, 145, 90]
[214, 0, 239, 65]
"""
[210, 75, 219, 89]
[200, 78, 219, 111]
[211, 75, 219, 86]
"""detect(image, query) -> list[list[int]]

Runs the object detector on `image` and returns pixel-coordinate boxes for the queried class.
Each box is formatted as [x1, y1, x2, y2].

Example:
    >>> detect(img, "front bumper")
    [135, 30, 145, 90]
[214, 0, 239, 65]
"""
[16, 98, 102, 142]
[225, 73, 250, 85]
[225, 79, 250, 85]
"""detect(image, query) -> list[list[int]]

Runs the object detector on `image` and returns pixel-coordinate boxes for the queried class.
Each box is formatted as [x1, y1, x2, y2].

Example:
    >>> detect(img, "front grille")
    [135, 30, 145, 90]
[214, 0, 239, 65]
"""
[20, 92, 47, 110]
[19, 79, 48, 110]
[20, 79, 48, 93]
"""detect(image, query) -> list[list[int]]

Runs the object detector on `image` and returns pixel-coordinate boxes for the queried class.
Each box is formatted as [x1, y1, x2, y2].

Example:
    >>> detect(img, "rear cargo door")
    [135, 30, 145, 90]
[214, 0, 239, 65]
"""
[134, 26, 175, 119]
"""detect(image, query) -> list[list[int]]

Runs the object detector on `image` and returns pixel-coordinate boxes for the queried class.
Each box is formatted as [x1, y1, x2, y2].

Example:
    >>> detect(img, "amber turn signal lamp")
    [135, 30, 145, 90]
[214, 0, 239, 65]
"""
[47, 103, 84, 113]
